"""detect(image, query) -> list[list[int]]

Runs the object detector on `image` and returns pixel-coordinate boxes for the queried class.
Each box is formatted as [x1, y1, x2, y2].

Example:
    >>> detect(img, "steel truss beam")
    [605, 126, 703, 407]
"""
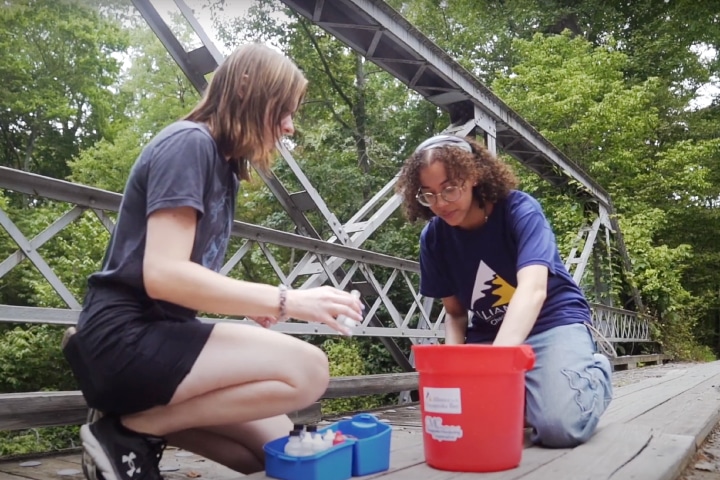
[0, 167, 648, 347]
[280, 0, 609, 206]
[278, 0, 642, 311]
[0, 169, 648, 345]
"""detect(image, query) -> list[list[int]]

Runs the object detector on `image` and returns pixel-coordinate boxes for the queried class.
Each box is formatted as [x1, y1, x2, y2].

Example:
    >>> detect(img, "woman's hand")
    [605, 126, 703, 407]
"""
[248, 315, 278, 329]
[286, 286, 364, 336]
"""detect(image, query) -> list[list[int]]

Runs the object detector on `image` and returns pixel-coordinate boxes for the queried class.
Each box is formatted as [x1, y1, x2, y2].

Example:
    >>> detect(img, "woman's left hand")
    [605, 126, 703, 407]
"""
[249, 315, 278, 328]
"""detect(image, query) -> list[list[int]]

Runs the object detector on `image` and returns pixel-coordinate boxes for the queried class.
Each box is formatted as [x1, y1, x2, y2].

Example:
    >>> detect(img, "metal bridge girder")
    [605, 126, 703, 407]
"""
[0, 0, 643, 376]
[276, 0, 641, 312]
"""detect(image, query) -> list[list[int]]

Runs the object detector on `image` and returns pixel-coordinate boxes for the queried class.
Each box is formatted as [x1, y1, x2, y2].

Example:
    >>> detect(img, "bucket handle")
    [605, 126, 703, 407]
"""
[516, 345, 536, 371]
[352, 413, 379, 424]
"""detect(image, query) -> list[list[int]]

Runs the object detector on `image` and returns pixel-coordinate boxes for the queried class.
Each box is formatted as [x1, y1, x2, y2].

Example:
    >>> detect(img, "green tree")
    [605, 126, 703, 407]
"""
[491, 32, 713, 358]
[69, 21, 201, 191]
[0, 0, 128, 179]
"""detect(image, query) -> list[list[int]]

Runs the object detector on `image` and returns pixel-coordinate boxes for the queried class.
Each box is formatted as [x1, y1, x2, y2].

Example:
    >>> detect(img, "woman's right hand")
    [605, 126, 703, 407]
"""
[285, 286, 364, 336]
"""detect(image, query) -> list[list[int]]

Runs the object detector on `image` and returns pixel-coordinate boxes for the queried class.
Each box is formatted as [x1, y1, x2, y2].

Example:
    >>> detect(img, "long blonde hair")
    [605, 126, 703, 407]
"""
[184, 44, 308, 181]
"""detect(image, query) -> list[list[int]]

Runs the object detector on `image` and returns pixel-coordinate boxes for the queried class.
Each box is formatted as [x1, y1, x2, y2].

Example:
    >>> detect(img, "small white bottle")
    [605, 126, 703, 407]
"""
[321, 428, 335, 450]
[299, 430, 315, 456]
[284, 430, 303, 456]
[308, 426, 326, 453]
[338, 290, 362, 330]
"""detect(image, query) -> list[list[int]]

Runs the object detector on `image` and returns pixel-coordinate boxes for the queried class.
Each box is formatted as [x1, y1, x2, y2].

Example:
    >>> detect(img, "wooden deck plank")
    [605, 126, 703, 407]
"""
[629, 374, 720, 446]
[612, 368, 688, 399]
[4, 361, 720, 480]
[601, 362, 720, 426]
[0, 453, 83, 479]
[381, 446, 570, 480]
[518, 423, 654, 479]
[358, 440, 427, 479]
[0, 448, 240, 480]
[610, 432, 695, 480]
[0, 473, 26, 480]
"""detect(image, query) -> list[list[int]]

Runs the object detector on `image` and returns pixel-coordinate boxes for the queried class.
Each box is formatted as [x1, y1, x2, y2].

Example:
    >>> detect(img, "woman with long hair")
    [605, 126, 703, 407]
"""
[63, 44, 363, 480]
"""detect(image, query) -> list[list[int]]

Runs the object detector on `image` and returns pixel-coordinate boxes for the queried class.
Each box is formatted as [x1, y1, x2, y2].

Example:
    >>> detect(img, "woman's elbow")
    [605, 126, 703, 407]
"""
[142, 258, 168, 300]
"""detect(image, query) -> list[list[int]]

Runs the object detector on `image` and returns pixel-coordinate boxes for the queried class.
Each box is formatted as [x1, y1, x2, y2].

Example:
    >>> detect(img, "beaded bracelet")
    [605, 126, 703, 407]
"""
[278, 284, 288, 321]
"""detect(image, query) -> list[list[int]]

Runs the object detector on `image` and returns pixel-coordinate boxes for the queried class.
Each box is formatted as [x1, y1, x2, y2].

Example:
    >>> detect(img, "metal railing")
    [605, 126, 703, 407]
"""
[0, 167, 650, 347]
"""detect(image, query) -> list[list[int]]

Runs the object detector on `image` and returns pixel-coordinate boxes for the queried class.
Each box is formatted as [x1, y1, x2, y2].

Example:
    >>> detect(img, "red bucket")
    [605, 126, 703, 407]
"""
[412, 344, 535, 472]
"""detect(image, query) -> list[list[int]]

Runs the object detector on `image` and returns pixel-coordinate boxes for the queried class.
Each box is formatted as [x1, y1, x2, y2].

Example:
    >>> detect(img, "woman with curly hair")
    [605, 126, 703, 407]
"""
[396, 134, 612, 448]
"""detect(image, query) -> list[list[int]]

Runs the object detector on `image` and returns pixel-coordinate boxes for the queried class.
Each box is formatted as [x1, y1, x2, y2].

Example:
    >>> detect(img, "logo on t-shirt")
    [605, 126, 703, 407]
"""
[471, 261, 515, 326]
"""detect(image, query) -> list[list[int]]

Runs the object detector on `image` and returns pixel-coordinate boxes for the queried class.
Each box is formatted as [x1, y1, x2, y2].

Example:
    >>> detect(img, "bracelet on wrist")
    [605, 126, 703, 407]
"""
[278, 284, 288, 321]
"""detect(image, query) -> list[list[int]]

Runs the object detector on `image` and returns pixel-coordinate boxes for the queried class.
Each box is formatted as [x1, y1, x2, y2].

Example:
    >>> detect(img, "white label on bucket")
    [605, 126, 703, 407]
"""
[423, 387, 462, 414]
[424, 416, 463, 442]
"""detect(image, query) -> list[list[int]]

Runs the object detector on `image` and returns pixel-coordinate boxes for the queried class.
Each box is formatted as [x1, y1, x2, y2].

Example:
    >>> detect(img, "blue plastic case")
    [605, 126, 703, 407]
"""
[264, 436, 354, 480]
[263, 413, 392, 480]
[333, 413, 392, 476]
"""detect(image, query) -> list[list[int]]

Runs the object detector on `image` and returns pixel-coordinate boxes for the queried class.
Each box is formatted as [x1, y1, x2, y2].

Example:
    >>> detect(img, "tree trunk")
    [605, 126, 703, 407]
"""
[353, 53, 371, 200]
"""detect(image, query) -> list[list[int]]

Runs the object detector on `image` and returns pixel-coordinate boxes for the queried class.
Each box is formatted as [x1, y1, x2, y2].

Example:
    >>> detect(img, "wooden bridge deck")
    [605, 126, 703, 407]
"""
[2, 361, 719, 480]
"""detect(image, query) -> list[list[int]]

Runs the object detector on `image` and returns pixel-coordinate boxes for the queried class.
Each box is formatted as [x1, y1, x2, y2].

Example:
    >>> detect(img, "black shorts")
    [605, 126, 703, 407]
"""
[63, 284, 215, 416]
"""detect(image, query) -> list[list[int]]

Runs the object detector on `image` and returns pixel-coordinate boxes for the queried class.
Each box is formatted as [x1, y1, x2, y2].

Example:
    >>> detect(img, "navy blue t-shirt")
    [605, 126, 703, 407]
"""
[88, 120, 239, 320]
[419, 190, 590, 343]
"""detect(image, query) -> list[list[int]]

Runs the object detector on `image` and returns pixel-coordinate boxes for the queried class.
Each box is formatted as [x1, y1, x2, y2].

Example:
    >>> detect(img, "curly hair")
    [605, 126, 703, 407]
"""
[396, 136, 518, 222]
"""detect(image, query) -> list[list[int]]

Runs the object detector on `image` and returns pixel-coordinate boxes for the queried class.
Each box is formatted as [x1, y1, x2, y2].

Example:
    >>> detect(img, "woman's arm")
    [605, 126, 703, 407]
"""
[493, 264, 547, 346]
[442, 295, 468, 345]
[143, 207, 362, 332]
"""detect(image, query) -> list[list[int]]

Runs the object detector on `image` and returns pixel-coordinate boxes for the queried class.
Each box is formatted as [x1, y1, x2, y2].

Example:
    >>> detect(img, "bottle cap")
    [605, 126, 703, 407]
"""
[341, 317, 359, 328]
[289, 430, 300, 437]
[306, 425, 318, 432]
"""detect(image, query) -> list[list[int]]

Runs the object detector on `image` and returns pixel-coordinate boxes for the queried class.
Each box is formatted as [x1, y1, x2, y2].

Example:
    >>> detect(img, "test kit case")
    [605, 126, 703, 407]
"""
[263, 413, 392, 480]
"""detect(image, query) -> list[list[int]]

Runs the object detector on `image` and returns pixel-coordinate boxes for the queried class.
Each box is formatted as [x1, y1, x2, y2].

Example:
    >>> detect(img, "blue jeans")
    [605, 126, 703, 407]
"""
[523, 323, 613, 447]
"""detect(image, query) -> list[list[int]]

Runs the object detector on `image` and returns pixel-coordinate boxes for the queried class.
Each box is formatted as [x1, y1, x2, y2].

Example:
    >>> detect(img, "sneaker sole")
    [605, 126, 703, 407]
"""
[80, 424, 120, 480]
[82, 409, 104, 480]
[81, 453, 99, 480]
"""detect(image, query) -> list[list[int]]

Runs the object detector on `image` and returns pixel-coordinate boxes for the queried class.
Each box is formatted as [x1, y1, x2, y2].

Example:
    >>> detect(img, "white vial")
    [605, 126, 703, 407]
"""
[284, 430, 303, 456]
[299, 432, 315, 456]
[337, 290, 362, 330]
[321, 429, 335, 450]
[341, 317, 359, 328]
[310, 431, 326, 453]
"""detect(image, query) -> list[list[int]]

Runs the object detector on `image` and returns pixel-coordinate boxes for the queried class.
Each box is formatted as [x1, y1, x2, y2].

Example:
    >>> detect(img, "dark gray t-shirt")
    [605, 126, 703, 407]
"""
[88, 120, 239, 319]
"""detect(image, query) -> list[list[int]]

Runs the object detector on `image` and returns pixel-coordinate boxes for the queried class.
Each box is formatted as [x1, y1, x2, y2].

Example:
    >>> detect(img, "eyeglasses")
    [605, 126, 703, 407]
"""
[416, 183, 465, 207]
[414, 135, 473, 154]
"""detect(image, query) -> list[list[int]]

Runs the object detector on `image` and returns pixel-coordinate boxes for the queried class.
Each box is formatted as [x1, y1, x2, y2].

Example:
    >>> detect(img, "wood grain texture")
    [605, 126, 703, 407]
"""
[4, 361, 720, 480]
[0, 372, 419, 431]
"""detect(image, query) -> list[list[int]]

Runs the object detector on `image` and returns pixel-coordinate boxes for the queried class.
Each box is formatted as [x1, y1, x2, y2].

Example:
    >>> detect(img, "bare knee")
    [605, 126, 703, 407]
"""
[287, 343, 329, 406]
[173, 324, 330, 407]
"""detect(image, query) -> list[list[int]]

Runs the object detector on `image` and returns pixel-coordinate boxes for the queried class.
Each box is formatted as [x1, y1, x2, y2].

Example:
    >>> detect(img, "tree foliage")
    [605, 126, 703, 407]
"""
[2, 0, 720, 457]
[0, 0, 128, 178]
